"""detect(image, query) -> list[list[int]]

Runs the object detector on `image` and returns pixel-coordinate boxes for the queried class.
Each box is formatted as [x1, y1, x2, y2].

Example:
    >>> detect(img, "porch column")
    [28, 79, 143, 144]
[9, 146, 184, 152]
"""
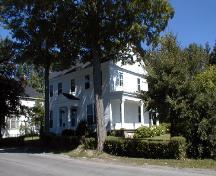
[140, 101, 144, 124]
[67, 106, 71, 128]
[156, 112, 159, 126]
[121, 99, 125, 128]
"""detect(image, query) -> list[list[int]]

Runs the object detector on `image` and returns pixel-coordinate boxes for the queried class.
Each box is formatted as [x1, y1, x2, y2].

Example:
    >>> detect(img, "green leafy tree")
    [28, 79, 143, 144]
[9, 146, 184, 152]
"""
[185, 66, 216, 158]
[69, 0, 174, 151]
[210, 41, 216, 65]
[0, 0, 79, 132]
[0, 38, 23, 138]
[141, 34, 188, 136]
[141, 34, 209, 137]
[16, 64, 44, 94]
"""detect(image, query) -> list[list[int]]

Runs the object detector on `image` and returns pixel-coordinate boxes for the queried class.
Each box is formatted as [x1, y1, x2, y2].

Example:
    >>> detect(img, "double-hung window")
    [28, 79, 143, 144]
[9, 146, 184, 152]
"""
[10, 118, 18, 129]
[119, 72, 123, 86]
[87, 104, 96, 125]
[138, 106, 141, 122]
[87, 104, 93, 125]
[50, 85, 53, 97]
[58, 82, 62, 95]
[71, 79, 75, 93]
[137, 78, 141, 91]
[85, 75, 90, 89]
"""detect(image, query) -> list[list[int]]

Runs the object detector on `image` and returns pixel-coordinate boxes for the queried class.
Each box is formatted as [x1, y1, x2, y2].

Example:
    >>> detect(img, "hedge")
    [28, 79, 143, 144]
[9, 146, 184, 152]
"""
[85, 136, 186, 159]
[0, 136, 25, 147]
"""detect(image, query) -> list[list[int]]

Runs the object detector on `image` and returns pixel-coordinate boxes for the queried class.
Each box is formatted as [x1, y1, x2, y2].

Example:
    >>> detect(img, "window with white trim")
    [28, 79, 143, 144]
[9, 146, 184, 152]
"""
[71, 79, 75, 93]
[10, 118, 18, 129]
[58, 82, 62, 95]
[119, 72, 123, 86]
[137, 78, 141, 91]
[50, 85, 53, 97]
[85, 75, 90, 89]
[138, 106, 141, 123]
[87, 104, 96, 125]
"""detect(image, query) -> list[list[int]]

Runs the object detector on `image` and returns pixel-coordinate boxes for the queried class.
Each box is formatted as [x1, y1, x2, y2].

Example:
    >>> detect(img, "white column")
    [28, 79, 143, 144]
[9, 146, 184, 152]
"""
[150, 112, 153, 127]
[67, 106, 71, 128]
[156, 112, 159, 126]
[109, 101, 113, 130]
[140, 101, 144, 124]
[121, 99, 125, 128]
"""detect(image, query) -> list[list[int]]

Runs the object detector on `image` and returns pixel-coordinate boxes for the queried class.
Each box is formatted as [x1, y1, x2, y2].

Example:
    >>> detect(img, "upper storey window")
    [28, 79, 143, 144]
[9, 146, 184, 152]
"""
[137, 78, 141, 91]
[50, 85, 53, 97]
[58, 82, 62, 95]
[85, 75, 90, 89]
[71, 79, 75, 93]
[119, 72, 123, 86]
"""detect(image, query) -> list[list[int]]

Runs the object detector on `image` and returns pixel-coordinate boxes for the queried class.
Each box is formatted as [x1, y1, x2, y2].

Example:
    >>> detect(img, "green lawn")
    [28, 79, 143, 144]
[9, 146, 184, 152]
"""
[24, 136, 40, 141]
[107, 133, 171, 141]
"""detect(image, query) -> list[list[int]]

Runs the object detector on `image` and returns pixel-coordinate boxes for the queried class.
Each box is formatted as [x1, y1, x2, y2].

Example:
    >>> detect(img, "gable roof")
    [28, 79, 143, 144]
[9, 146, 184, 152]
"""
[49, 62, 92, 80]
[23, 85, 42, 98]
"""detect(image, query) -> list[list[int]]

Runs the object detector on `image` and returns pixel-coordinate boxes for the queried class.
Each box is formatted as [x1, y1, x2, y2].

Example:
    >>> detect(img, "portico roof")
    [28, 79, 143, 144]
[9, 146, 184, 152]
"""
[62, 93, 80, 100]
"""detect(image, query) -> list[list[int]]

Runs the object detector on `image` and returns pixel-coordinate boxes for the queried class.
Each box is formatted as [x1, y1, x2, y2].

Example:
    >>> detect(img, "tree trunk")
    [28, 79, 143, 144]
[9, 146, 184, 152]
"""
[44, 64, 50, 133]
[92, 48, 106, 152]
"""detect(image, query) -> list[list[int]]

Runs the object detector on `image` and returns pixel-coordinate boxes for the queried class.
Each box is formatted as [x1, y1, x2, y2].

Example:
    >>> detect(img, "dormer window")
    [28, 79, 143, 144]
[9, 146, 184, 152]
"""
[58, 82, 62, 95]
[71, 79, 75, 93]
[85, 75, 90, 89]
[50, 85, 53, 97]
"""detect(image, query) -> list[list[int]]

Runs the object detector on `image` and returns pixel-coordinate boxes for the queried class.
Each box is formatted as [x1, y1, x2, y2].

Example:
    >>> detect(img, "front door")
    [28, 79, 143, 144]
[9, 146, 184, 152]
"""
[70, 108, 77, 128]
[59, 107, 68, 133]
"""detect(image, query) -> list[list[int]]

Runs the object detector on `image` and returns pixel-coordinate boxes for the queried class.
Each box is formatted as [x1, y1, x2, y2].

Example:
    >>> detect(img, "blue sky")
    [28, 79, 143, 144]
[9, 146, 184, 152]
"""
[165, 0, 216, 48]
[0, 0, 216, 48]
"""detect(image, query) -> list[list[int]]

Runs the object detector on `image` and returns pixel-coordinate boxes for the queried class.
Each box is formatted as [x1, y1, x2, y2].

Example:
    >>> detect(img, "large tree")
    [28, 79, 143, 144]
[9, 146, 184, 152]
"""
[140, 34, 209, 136]
[0, 0, 79, 132]
[184, 66, 216, 158]
[0, 38, 23, 138]
[210, 41, 216, 65]
[68, 0, 174, 150]
[140, 34, 189, 136]
[16, 64, 44, 95]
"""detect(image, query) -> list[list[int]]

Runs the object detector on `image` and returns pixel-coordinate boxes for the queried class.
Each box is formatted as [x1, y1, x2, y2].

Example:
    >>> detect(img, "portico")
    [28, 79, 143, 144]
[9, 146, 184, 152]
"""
[110, 94, 151, 130]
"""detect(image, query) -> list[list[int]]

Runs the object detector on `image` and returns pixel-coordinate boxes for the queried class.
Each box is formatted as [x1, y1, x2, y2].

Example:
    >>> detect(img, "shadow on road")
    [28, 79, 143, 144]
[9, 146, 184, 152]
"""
[0, 147, 46, 154]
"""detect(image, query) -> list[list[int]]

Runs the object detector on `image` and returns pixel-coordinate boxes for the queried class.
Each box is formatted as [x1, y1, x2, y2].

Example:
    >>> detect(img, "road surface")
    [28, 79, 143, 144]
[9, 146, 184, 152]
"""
[0, 148, 215, 176]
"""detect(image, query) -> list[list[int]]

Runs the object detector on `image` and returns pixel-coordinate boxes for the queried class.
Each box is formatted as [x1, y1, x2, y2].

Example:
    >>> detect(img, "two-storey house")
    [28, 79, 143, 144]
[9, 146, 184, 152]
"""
[2, 86, 42, 138]
[49, 60, 153, 134]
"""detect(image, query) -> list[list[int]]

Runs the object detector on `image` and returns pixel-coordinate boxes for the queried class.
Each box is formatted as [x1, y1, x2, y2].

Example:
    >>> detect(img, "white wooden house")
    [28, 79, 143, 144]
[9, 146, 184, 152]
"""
[49, 59, 156, 135]
[2, 86, 42, 138]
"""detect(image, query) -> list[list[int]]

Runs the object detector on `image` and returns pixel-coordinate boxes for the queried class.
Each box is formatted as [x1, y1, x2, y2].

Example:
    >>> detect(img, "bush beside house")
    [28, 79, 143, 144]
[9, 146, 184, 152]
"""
[133, 123, 170, 139]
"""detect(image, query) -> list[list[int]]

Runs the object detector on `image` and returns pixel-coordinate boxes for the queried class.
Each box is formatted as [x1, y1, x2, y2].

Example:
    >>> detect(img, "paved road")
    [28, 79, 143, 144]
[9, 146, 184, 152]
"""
[0, 148, 215, 176]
